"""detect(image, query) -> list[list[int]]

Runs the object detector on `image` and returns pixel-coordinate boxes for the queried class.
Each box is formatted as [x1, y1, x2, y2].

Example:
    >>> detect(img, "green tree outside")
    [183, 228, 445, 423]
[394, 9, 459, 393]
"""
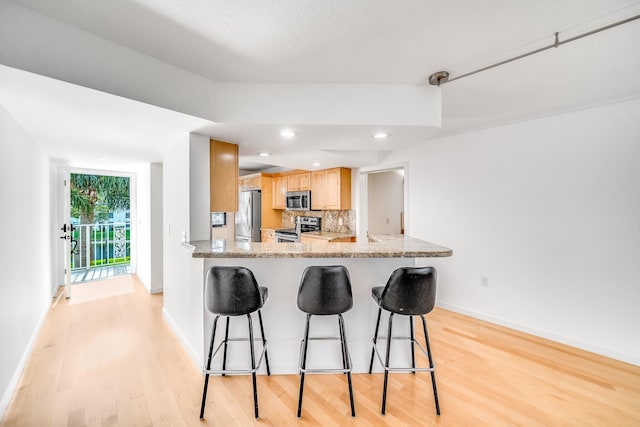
[70, 174, 130, 267]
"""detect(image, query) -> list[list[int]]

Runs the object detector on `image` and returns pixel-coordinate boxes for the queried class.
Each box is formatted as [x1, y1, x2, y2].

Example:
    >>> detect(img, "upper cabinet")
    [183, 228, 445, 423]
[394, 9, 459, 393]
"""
[286, 172, 311, 192]
[287, 174, 300, 192]
[310, 170, 325, 210]
[239, 173, 261, 191]
[311, 167, 351, 210]
[272, 175, 287, 209]
[272, 171, 311, 209]
[298, 172, 311, 191]
[210, 139, 238, 212]
[271, 168, 350, 210]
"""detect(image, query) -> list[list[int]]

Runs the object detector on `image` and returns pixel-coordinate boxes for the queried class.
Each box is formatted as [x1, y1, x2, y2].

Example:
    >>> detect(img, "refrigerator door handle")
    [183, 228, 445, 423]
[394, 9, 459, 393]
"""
[247, 195, 253, 237]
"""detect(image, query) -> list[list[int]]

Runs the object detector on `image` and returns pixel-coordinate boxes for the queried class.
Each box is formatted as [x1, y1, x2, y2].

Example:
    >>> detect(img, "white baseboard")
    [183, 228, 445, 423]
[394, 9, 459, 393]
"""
[0, 305, 49, 422]
[162, 308, 202, 371]
[436, 301, 639, 366]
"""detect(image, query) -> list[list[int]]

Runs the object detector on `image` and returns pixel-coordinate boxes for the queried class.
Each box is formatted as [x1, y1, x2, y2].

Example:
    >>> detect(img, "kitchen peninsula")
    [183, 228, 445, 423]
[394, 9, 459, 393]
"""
[164, 236, 452, 376]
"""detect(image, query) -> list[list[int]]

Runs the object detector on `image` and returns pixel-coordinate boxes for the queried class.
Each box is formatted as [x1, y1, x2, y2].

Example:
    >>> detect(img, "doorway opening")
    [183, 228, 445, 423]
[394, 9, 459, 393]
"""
[69, 172, 131, 284]
[367, 168, 405, 235]
[358, 164, 408, 239]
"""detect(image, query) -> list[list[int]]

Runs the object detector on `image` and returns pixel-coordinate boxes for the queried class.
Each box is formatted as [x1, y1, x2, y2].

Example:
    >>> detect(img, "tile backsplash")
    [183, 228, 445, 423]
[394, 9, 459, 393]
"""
[282, 210, 356, 234]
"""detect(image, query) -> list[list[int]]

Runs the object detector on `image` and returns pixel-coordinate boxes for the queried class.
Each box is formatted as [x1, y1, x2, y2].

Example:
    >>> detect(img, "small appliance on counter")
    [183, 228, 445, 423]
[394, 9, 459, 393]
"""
[236, 190, 262, 242]
[275, 216, 320, 242]
[285, 190, 311, 211]
[211, 212, 226, 227]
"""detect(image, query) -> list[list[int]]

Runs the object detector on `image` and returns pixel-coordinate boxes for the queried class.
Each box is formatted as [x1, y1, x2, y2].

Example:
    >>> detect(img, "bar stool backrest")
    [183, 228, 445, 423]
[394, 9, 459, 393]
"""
[380, 267, 437, 315]
[205, 266, 264, 316]
[297, 265, 353, 315]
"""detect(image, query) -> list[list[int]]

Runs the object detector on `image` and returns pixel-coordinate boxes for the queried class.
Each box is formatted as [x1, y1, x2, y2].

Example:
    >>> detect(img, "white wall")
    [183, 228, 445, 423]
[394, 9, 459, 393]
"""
[367, 170, 404, 234]
[189, 134, 210, 242]
[135, 164, 151, 291]
[162, 135, 204, 364]
[149, 163, 163, 293]
[385, 98, 640, 364]
[126, 163, 163, 294]
[0, 105, 54, 418]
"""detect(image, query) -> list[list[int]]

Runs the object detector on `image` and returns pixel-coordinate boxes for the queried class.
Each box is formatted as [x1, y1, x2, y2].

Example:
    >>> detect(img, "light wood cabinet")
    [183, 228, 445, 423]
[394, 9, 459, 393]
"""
[272, 176, 287, 209]
[298, 172, 311, 190]
[310, 171, 325, 210]
[300, 235, 328, 244]
[261, 229, 276, 243]
[239, 173, 261, 190]
[210, 139, 238, 212]
[270, 168, 349, 210]
[310, 167, 351, 210]
[286, 172, 311, 192]
[300, 235, 355, 243]
[287, 174, 300, 191]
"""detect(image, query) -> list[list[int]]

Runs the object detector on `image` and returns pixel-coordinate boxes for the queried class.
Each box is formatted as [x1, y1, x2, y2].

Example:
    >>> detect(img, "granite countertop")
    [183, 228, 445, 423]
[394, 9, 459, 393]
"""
[186, 235, 452, 259]
[300, 231, 355, 241]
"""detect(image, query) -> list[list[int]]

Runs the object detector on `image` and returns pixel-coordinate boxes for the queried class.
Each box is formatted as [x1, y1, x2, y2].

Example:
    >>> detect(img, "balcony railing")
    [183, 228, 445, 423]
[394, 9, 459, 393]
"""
[71, 222, 131, 270]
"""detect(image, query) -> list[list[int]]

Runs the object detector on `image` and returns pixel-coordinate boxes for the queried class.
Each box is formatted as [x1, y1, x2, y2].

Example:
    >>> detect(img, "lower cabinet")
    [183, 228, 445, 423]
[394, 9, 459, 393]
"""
[300, 235, 328, 244]
[300, 235, 355, 243]
[261, 229, 276, 243]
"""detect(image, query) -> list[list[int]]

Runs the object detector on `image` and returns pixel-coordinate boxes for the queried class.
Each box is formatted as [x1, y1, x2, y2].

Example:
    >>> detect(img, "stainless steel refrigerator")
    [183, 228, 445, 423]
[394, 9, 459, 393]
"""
[235, 190, 262, 242]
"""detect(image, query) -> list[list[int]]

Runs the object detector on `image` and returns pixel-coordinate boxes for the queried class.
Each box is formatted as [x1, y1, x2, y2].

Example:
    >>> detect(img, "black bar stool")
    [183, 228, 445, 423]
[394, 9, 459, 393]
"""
[199, 266, 271, 420]
[296, 265, 356, 418]
[368, 266, 440, 416]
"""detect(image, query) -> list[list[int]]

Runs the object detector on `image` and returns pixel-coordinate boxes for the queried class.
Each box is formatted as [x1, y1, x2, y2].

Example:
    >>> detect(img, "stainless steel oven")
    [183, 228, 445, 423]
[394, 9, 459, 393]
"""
[285, 191, 311, 211]
[275, 228, 299, 242]
[275, 216, 321, 242]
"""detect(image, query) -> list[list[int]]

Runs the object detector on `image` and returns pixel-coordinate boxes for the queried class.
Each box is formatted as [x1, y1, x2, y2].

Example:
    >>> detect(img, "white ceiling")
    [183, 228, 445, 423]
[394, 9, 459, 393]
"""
[0, 64, 214, 169]
[2, 0, 640, 170]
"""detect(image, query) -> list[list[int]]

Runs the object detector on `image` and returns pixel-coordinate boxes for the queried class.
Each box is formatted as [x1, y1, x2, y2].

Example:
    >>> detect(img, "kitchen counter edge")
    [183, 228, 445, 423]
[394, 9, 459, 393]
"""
[184, 235, 452, 259]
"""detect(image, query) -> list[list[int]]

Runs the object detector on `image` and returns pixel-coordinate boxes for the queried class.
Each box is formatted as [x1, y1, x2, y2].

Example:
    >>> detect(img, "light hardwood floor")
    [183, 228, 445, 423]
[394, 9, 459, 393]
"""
[2, 275, 639, 426]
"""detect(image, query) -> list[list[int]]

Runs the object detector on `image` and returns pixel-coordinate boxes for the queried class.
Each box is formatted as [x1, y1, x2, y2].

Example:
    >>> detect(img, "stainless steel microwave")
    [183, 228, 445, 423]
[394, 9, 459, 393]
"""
[285, 191, 311, 211]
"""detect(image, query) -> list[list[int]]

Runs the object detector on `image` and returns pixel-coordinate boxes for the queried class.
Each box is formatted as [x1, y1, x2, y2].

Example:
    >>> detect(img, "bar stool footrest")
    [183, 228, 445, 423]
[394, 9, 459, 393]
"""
[203, 342, 267, 375]
[298, 336, 352, 374]
[371, 336, 435, 372]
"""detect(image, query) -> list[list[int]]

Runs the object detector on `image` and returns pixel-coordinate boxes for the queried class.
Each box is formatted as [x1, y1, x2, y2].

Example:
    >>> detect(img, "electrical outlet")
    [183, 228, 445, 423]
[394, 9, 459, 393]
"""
[480, 276, 489, 287]
[181, 231, 187, 243]
[338, 217, 343, 225]
[386, 218, 390, 224]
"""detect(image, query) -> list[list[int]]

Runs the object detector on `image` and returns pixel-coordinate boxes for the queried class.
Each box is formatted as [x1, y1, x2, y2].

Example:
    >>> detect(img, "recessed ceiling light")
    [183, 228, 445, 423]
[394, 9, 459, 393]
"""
[257, 152, 270, 157]
[373, 132, 389, 139]
[280, 129, 296, 138]
[312, 162, 321, 167]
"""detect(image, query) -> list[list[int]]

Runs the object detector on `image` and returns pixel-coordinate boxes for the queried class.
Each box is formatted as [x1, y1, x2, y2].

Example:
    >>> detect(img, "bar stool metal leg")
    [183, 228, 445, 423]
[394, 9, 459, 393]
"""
[221, 317, 230, 376]
[338, 314, 356, 417]
[382, 312, 394, 415]
[368, 307, 382, 374]
[200, 315, 220, 420]
[297, 314, 311, 418]
[257, 309, 271, 376]
[338, 316, 348, 373]
[247, 313, 259, 419]
[409, 316, 416, 374]
[421, 315, 440, 415]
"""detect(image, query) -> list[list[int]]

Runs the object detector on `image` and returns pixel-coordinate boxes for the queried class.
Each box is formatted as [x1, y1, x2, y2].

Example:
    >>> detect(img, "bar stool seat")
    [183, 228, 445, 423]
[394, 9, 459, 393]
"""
[369, 266, 440, 416]
[199, 266, 271, 420]
[296, 265, 356, 418]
